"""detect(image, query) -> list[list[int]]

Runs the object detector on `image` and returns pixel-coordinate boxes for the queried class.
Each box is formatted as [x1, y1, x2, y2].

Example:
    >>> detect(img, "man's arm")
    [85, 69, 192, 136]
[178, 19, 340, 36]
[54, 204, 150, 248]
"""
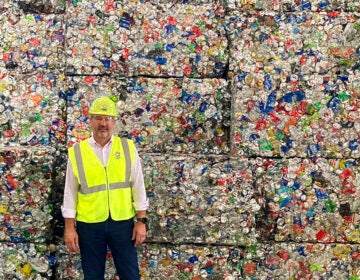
[130, 148, 149, 212]
[131, 147, 149, 246]
[62, 159, 80, 252]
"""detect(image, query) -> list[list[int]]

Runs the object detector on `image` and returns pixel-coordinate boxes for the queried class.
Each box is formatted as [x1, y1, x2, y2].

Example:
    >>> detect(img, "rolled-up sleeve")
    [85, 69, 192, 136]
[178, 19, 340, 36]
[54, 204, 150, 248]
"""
[61, 159, 79, 218]
[131, 149, 149, 211]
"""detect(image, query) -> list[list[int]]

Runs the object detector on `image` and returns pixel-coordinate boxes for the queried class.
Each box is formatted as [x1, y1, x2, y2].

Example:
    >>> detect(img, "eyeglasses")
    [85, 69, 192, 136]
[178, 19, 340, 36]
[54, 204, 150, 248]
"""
[91, 115, 116, 122]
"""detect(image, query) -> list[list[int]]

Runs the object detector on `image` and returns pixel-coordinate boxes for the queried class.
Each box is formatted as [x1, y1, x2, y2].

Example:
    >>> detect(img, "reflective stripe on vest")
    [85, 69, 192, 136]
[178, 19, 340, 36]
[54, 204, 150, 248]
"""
[73, 138, 131, 194]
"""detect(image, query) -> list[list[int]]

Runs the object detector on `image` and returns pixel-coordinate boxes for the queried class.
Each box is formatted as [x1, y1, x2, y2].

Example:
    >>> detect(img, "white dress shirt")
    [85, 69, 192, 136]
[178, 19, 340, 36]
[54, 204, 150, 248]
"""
[61, 136, 149, 219]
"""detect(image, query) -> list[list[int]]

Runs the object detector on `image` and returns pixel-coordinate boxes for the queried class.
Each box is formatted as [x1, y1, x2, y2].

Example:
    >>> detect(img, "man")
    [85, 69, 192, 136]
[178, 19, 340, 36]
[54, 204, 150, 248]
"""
[61, 96, 149, 280]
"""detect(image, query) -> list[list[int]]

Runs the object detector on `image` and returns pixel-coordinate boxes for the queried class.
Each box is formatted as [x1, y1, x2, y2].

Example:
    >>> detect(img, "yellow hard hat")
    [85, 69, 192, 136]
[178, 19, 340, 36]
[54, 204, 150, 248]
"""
[89, 96, 117, 117]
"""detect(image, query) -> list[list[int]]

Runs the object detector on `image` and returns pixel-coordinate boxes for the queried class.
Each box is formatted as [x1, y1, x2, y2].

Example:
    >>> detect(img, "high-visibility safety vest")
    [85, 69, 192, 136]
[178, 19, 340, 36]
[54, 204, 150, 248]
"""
[68, 137, 136, 223]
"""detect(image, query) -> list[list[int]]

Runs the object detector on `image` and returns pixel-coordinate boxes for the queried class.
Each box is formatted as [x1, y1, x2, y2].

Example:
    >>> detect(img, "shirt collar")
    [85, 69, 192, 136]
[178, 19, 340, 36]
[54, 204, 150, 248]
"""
[89, 135, 114, 147]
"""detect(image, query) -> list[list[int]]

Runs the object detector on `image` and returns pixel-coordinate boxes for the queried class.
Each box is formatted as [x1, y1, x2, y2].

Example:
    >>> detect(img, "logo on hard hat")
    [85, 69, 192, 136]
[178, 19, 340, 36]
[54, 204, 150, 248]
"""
[100, 104, 108, 111]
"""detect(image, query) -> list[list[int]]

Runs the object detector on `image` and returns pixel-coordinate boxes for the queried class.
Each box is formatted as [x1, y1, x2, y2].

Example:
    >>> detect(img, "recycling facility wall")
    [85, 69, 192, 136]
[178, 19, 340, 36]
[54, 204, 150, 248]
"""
[0, 0, 360, 279]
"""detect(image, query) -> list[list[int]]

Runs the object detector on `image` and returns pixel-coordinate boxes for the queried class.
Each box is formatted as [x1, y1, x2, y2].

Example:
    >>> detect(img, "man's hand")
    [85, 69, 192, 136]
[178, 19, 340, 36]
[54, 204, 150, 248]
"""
[64, 227, 80, 252]
[64, 218, 79, 253]
[132, 221, 147, 247]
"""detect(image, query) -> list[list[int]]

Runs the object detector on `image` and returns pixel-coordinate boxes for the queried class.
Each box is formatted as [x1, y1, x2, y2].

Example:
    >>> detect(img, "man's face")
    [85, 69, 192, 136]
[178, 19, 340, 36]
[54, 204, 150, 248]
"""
[89, 115, 116, 143]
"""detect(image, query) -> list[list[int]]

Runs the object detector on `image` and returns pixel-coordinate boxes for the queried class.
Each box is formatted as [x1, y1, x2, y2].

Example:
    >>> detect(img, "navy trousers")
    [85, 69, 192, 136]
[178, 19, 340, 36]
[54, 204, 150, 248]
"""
[77, 217, 140, 280]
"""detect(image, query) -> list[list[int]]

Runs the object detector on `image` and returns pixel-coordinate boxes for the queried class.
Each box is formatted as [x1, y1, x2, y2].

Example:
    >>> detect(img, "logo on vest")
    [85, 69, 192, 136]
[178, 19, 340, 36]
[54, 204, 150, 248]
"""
[115, 152, 121, 159]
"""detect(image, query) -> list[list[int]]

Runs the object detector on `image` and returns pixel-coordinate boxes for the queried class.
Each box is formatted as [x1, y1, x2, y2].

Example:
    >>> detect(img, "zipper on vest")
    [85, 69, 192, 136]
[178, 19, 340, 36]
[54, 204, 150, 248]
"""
[104, 166, 111, 216]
